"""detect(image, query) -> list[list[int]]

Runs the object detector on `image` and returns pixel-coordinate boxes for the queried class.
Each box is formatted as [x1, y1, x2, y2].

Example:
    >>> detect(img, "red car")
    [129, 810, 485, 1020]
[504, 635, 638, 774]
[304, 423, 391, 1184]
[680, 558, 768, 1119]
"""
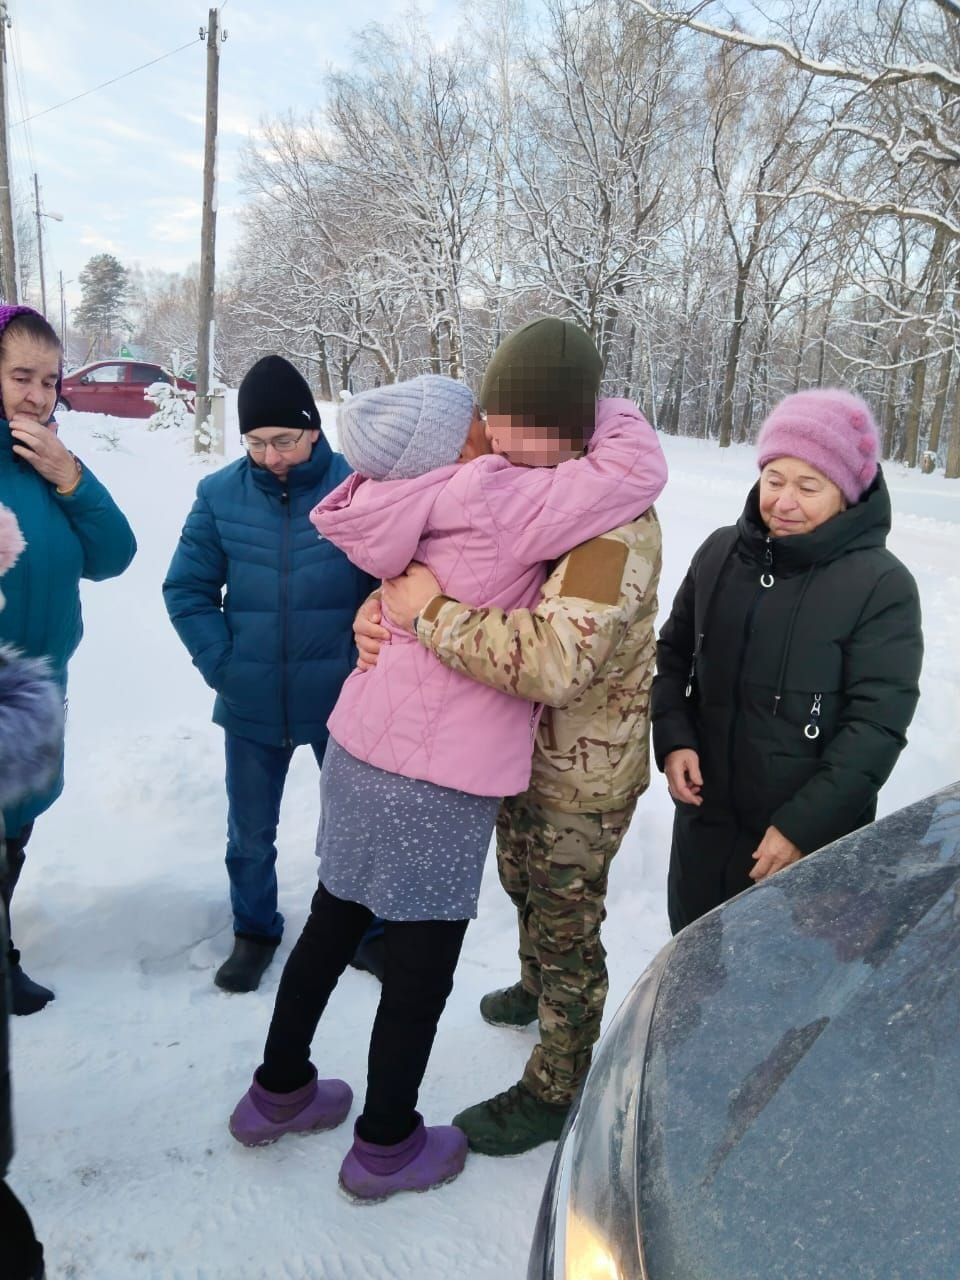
[58, 360, 196, 419]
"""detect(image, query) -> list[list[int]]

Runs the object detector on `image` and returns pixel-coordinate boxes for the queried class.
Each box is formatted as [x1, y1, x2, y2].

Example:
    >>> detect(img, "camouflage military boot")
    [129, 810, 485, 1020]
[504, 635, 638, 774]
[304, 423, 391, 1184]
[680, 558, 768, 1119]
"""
[452, 1082, 569, 1156]
[479, 981, 539, 1028]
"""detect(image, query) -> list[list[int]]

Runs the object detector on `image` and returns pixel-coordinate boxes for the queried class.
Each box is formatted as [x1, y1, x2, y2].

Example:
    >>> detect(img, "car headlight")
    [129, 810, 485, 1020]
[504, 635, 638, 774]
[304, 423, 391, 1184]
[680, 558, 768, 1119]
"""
[561, 1196, 623, 1280]
[543, 943, 673, 1280]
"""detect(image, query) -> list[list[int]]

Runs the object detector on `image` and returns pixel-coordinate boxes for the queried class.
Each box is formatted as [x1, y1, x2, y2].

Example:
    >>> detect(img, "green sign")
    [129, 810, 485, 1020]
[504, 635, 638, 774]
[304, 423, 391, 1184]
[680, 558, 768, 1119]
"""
[119, 344, 132, 357]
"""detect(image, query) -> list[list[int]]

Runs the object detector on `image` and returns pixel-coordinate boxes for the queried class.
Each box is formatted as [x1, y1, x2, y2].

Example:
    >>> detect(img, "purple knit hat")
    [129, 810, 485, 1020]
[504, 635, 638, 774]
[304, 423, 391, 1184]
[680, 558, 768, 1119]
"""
[0, 304, 63, 420]
[756, 389, 879, 505]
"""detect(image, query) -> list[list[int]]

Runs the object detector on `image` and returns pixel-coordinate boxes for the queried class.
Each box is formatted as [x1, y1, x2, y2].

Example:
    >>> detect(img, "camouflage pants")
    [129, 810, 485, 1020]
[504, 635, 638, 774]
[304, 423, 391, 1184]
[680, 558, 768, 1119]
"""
[496, 793, 635, 1106]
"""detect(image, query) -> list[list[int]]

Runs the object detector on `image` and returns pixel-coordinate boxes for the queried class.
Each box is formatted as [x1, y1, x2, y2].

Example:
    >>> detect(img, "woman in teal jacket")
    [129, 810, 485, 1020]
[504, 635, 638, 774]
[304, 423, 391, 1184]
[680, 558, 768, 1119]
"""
[0, 305, 136, 1014]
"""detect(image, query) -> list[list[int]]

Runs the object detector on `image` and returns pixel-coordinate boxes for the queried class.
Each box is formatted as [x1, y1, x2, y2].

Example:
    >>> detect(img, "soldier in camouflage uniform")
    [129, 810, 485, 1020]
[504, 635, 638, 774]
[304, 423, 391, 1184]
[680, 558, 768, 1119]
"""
[378, 319, 665, 1156]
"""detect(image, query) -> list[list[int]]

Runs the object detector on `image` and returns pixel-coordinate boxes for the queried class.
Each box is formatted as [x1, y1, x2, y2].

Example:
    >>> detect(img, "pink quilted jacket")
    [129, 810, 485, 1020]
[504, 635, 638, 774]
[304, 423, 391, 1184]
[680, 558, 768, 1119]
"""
[311, 399, 668, 796]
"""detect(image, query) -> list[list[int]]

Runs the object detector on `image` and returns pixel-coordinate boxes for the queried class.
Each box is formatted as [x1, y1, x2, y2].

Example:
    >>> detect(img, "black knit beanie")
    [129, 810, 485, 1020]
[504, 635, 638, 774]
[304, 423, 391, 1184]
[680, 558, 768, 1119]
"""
[238, 355, 321, 435]
[479, 317, 602, 444]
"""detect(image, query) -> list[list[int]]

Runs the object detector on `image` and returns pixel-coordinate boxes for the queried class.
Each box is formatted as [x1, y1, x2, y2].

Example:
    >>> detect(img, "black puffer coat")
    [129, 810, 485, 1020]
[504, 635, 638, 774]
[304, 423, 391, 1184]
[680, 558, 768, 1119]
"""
[653, 470, 922, 928]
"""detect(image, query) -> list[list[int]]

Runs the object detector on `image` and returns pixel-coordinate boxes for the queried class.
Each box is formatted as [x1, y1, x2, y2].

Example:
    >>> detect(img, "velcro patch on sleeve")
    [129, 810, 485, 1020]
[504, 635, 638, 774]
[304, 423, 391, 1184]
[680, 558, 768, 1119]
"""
[559, 537, 629, 605]
[420, 594, 457, 624]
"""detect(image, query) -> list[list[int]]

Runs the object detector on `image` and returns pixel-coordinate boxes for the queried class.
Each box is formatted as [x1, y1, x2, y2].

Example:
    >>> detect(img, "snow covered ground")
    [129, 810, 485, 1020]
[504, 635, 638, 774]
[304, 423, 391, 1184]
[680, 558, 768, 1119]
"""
[8, 408, 960, 1280]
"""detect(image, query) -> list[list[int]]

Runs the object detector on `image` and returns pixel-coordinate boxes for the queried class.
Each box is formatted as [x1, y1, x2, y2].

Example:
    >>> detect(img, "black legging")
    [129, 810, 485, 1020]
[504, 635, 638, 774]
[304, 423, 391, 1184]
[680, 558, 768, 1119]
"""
[260, 882, 468, 1146]
[0, 1180, 44, 1279]
[1, 825, 33, 961]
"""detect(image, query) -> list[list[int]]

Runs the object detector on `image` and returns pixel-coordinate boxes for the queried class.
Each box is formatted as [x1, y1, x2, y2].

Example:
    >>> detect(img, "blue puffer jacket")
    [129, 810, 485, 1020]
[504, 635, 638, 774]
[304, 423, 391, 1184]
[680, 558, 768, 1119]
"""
[0, 420, 138, 832]
[163, 436, 377, 748]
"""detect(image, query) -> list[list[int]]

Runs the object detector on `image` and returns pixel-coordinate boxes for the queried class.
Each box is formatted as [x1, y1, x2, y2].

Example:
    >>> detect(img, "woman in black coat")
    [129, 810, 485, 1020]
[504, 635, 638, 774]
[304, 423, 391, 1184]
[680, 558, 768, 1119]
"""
[653, 389, 923, 934]
[0, 502, 63, 1280]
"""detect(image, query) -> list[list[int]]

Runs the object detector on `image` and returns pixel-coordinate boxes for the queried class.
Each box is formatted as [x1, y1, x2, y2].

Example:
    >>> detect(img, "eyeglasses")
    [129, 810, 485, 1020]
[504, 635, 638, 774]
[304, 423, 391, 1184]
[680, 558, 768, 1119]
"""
[243, 429, 308, 455]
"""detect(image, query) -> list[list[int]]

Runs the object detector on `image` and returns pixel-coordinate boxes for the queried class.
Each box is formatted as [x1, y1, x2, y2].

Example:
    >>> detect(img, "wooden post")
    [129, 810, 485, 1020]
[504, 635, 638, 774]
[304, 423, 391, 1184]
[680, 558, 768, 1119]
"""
[195, 8, 221, 453]
[0, 4, 17, 302]
[33, 172, 47, 317]
[946, 359, 960, 480]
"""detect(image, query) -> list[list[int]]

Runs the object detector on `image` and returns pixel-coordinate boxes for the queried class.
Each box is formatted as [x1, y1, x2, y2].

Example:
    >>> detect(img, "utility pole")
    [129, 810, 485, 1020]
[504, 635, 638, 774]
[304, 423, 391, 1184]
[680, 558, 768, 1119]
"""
[33, 173, 46, 317]
[195, 7, 222, 454]
[59, 269, 66, 344]
[0, 3, 18, 302]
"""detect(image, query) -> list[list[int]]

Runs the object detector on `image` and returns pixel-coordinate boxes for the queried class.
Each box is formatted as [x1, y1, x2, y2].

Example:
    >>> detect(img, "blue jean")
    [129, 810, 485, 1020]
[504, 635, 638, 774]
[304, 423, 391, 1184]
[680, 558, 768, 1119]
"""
[224, 733, 325, 942]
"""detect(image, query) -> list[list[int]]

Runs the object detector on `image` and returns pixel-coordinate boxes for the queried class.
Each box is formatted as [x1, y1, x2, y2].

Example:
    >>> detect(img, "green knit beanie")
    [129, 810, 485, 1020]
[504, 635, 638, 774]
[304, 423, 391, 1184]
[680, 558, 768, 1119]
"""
[479, 317, 602, 444]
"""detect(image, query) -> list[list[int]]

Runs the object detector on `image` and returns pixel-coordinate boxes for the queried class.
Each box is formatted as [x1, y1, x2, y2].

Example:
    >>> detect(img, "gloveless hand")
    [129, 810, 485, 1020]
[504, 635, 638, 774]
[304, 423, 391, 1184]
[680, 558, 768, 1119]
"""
[664, 749, 703, 806]
[381, 562, 442, 633]
[9, 416, 78, 489]
[749, 825, 803, 881]
[354, 595, 389, 671]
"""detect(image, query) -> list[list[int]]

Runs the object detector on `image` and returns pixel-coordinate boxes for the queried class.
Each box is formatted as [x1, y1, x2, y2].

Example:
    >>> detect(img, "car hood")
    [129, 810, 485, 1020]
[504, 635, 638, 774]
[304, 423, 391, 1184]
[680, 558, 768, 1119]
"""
[638, 783, 960, 1279]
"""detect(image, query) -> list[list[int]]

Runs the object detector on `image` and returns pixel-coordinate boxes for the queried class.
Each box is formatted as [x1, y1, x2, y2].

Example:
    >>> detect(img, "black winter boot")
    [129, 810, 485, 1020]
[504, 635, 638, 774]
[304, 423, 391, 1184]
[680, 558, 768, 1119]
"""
[479, 981, 538, 1028]
[9, 948, 54, 1016]
[214, 935, 279, 993]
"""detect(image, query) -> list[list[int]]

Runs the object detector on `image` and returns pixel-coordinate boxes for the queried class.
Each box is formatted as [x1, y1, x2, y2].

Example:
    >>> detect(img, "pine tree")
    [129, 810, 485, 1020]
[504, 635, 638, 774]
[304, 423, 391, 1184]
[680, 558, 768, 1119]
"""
[74, 254, 130, 357]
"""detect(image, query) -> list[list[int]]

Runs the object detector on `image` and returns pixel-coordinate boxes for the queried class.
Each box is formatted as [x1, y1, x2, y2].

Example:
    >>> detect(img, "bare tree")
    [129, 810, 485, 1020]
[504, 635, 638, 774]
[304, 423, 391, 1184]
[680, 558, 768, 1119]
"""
[213, 0, 959, 474]
[633, 0, 960, 468]
[505, 0, 684, 375]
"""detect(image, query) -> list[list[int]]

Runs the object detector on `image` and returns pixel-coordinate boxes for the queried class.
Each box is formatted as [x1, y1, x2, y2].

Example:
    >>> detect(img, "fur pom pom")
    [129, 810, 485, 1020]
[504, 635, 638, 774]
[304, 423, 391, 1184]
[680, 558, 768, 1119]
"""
[0, 646, 64, 809]
[0, 505, 25, 578]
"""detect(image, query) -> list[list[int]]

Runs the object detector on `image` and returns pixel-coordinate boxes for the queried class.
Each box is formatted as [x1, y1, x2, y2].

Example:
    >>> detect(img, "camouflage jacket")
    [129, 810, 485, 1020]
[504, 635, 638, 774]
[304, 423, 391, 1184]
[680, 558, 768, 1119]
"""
[416, 509, 662, 814]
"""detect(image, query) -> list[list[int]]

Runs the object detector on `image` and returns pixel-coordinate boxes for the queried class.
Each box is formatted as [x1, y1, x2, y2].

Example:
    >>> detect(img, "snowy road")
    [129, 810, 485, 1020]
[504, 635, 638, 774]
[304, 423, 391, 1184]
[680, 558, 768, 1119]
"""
[8, 414, 959, 1279]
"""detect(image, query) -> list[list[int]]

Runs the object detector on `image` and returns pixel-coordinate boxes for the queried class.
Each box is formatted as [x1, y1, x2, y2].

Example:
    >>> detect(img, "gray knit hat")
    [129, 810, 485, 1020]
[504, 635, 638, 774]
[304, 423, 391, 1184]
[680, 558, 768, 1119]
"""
[337, 375, 476, 481]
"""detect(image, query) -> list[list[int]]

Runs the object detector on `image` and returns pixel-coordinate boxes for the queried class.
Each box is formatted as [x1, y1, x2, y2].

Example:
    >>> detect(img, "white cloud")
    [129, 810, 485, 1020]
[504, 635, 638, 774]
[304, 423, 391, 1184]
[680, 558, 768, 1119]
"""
[7, 6, 88, 99]
[217, 109, 259, 139]
[92, 117, 157, 144]
[169, 149, 204, 172]
[148, 197, 203, 245]
[79, 229, 123, 254]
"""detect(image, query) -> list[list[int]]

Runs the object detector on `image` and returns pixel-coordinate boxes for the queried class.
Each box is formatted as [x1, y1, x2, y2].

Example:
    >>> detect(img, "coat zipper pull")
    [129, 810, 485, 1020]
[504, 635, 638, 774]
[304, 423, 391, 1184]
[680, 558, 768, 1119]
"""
[804, 693, 822, 740]
[685, 632, 704, 698]
[760, 536, 774, 589]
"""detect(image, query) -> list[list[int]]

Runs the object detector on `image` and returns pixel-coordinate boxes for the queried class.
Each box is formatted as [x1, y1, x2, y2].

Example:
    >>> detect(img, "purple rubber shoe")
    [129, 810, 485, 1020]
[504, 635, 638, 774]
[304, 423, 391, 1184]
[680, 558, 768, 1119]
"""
[339, 1114, 468, 1202]
[229, 1066, 353, 1147]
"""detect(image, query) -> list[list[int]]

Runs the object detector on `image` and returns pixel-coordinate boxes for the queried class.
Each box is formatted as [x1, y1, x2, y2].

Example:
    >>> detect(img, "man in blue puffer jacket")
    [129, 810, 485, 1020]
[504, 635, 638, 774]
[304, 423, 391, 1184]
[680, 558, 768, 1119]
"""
[164, 356, 378, 993]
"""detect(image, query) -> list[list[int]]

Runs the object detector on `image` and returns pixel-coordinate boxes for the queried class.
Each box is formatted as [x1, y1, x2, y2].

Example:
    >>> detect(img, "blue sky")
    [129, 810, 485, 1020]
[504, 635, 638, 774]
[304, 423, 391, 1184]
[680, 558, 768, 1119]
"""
[8, 0, 460, 312]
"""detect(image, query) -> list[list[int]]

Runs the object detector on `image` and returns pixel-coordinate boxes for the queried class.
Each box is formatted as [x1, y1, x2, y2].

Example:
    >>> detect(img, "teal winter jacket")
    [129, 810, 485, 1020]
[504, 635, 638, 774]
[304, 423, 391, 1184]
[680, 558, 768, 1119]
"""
[0, 420, 137, 831]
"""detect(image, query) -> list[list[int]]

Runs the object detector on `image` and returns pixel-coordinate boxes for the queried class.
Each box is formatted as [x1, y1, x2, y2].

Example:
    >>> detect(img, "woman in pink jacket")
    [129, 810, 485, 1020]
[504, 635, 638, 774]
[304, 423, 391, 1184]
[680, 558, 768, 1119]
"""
[229, 321, 668, 1201]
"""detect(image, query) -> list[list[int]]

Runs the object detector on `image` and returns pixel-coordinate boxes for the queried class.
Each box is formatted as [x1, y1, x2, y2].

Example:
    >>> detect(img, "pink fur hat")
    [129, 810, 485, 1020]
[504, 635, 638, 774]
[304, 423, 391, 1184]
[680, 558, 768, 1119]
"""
[756, 389, 879, 505]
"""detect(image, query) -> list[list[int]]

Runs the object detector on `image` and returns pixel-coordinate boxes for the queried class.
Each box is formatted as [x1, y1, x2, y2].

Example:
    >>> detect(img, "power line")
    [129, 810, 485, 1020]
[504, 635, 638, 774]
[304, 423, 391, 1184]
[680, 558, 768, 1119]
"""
[8, 10, 36, 172]
[11, 36, 203, 128]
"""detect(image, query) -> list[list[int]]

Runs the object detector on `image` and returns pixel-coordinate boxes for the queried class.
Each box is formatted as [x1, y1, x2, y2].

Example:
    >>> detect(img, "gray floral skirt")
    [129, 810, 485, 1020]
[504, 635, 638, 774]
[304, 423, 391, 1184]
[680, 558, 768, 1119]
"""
[316, 738, 501, 921]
